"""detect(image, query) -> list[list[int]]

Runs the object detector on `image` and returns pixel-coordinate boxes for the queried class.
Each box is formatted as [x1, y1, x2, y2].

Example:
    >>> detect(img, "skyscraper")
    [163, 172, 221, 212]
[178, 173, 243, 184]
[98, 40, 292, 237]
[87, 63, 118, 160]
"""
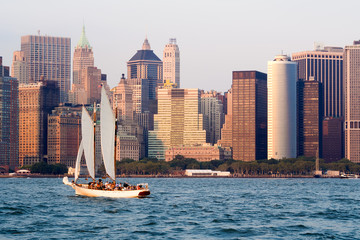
[292, 47, 343, 118]
[163, 38, 180, 87]
[148, 88, 206, 160]
[11, 51, 28, 84]
[72, 25, 94, 85]
[297, 79, 323, 157]
[232, 71, 267, 161]
[322, 117, 343, 162]
[21, 35, 70, 102]
[69, 26, 98, 105]
[127, 38, 163, 103]
[47, 105, 81, 167]
[218, 88, 232, 148]
[112, 74, 134, 121]
[19, 79, 60, 166]
[344, 41, 360, 163]
[200, 91, 224, 145]
[268, 55, 297, 159]
[0, 57, 19, 170]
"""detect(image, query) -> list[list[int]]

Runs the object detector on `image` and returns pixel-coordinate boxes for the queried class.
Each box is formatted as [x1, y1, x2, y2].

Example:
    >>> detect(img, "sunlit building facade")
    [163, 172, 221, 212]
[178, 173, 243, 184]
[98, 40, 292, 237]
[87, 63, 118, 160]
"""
[344, 41, 360, 163]
[21, 35, 70, 102]
[268, 55, 297, 159]
[148, 88, 206, 160]
[19, 80, 59, 166]
[163, 38, 180, 87]
[232, 71, 267, 161]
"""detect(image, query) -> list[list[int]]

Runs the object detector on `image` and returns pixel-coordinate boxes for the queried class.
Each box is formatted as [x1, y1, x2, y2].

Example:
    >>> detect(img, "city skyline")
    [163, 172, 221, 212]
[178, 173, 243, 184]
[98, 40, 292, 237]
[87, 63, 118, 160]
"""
[1, 0, 360, 92]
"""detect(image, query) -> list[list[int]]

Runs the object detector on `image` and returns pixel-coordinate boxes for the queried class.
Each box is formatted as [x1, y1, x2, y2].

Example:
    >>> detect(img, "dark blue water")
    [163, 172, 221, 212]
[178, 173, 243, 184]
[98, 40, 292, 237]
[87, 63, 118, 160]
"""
[1, 178, 360, 239]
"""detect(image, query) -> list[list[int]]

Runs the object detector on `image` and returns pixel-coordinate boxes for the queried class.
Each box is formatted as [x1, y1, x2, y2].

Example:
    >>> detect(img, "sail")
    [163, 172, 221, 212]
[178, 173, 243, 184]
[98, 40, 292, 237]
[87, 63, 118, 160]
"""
[81, 107, 95, 180]
[100, 87, 116, 180]
[74, 140, 84, 182]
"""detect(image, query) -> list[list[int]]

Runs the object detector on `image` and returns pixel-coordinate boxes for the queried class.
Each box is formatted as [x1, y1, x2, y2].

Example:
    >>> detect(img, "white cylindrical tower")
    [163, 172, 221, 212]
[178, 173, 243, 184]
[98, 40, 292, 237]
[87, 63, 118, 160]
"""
[267, 55, 297, 159]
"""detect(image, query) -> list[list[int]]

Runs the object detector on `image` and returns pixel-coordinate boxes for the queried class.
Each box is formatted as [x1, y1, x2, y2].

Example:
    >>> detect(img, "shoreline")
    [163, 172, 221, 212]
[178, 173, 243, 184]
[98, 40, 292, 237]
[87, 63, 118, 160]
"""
[0, 174, 341, 179]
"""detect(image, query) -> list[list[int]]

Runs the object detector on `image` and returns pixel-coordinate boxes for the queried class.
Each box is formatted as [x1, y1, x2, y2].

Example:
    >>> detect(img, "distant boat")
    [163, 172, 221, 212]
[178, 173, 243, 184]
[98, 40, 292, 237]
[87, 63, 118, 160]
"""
[340, 173, 359, 179]
[63, 87, 150, 198]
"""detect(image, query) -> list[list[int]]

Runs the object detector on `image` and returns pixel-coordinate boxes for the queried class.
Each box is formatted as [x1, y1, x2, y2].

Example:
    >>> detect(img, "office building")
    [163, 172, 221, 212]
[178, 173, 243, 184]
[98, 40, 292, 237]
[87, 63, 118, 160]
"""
[148, 88, 206, 160]
[200, 91, 224, 144]
[218, 88, 232, 148]
[19, 79, 60, 166]
[11, 51, 28, 84]
[116, 132, 140, 161]
[21, 35, 70, 102]
[344, 41, 360, 163]
[297, 79, 323, 157]
[163, 38, 180, 87]
[127, 38, 162, 112]
[47, 105, 81, 167]
[112, 74, 134, 121]
[268, 55, 297, 159]
[322, 117, 343, 162]
[0, 57, 19, 170]
[165, 144, 224, 162]
[72, 25, 94, 85]
[292, 46, 343, 118]
[232, 71, 267, 161]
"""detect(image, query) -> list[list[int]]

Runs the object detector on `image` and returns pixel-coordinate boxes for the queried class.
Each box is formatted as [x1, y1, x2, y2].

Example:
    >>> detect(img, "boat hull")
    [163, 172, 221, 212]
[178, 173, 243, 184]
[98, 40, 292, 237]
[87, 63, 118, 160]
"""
[72, 184, 150, 198]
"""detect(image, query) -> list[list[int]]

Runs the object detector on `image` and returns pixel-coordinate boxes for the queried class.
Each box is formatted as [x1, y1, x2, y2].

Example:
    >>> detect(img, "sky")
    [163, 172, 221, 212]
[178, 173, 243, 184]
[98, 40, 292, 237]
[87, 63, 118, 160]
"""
[1, 0, 360, 92]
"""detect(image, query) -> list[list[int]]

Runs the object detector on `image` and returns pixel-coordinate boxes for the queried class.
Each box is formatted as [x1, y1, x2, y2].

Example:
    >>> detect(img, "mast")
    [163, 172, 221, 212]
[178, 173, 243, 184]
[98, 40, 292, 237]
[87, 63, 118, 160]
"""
[93, 102, 96, 180]
[114, 107, 118, 182]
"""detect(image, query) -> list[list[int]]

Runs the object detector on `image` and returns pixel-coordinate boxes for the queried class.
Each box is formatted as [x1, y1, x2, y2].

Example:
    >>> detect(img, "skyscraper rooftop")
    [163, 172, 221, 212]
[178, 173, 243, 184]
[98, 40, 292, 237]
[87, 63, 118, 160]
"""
[128, 38, 161, 61]
[77, 25, 91, 49]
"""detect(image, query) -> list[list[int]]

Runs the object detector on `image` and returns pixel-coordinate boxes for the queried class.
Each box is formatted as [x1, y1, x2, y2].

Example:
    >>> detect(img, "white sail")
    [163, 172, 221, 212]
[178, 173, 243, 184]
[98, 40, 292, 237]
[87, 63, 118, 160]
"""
[81, 107, 95, 180]
[74, 140, 84, 182]
[100, 87, 116, 180]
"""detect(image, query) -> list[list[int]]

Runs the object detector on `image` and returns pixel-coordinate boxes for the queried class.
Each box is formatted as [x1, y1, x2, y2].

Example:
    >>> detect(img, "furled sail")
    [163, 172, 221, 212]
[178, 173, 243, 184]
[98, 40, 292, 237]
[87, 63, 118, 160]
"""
[100, 87, 116, 180]
[81, 107, 95, 180]
[74, 140, 83, 182]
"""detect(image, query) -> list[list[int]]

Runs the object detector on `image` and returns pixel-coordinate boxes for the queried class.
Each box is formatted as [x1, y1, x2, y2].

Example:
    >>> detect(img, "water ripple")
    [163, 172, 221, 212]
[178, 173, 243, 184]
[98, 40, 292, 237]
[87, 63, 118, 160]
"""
[1, 178, 360, 239]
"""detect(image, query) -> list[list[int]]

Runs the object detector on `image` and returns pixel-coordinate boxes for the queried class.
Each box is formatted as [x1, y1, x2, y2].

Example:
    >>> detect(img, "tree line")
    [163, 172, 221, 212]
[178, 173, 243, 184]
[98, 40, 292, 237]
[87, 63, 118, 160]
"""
[97, 155, 360, 176]
[22, 162, 68, 175]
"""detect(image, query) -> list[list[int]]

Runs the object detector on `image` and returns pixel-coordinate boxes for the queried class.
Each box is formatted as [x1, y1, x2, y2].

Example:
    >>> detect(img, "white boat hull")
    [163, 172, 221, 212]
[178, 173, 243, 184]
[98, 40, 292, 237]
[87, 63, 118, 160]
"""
[73, 184, 150, 198]
[63, 177, 150, 198]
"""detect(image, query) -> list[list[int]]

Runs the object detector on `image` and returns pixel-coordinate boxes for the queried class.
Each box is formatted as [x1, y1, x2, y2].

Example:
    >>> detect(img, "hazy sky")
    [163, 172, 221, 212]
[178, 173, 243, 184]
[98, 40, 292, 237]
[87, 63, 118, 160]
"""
[1, 0, 359, 92]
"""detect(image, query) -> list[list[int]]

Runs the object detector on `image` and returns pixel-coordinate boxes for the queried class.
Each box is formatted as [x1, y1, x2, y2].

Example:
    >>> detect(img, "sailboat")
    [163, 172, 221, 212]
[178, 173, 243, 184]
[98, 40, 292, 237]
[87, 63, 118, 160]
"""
[63, 87, 150, 198]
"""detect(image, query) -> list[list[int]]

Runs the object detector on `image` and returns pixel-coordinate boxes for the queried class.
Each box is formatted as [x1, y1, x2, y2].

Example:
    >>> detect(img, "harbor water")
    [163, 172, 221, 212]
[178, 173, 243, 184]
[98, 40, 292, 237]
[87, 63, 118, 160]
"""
[1, 178, 360, 239]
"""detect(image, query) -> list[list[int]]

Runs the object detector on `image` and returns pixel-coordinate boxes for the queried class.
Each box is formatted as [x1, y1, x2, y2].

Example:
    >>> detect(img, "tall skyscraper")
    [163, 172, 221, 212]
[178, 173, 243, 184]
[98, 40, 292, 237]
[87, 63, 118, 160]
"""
[11, 51, 28, 84]
[232, 71, 267, 161]
[47, 105, 81, 167]
[292, 47, 343, 118]
[19, 79, 60, 166]
[344, 41, 360, 163]
[127, 38, 163, 103]
[0, 57, 19, 170]
[112, 74, 134, 121]
[200, 91, 224, 145]
[72, 25, 94, 85]
[268, 55, 297, 159]
[20, 35, 70, 103]
[148, 88, 206, 160]
[297, 79, 323, 157]
[163, 38, 180, 87]
[69, 26, 98, 105]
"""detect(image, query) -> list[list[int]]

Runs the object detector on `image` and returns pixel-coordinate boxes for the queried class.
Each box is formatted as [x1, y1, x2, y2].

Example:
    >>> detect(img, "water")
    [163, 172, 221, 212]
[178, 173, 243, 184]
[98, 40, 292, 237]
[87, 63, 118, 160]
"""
[1, 178, 360, 239]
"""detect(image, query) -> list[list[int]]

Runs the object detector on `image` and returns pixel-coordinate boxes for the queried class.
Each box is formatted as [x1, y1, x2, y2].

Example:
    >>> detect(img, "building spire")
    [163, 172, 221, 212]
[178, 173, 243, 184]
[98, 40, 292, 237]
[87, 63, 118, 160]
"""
[77, 24, 91, 49]
[142, 37, 151, 50]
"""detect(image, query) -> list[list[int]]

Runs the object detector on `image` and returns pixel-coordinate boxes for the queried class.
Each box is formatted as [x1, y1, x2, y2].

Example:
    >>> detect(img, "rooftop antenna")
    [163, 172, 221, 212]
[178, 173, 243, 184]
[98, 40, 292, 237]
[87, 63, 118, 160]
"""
[37, 30, 40, 36]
